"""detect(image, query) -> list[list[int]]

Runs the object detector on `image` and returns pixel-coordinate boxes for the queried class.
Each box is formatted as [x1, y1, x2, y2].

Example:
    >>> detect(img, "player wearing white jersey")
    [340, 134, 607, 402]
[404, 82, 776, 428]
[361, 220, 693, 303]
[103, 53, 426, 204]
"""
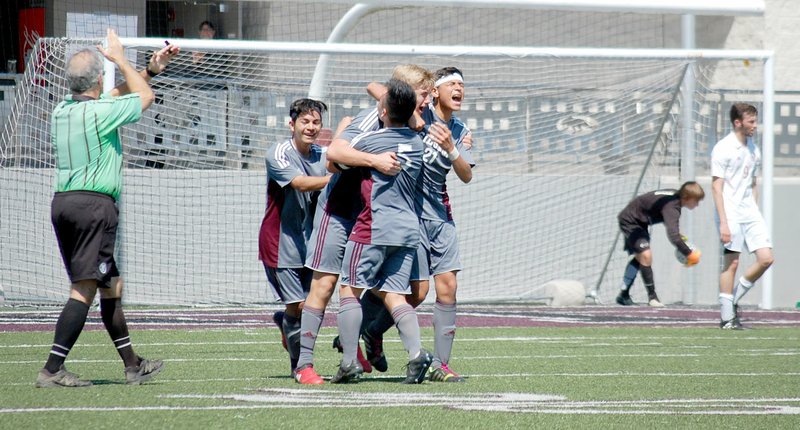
[710, 103, 774, 330]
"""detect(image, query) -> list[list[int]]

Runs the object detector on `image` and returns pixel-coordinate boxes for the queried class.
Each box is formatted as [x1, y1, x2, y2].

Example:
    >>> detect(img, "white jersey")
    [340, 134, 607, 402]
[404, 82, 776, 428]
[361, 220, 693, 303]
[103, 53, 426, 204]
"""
[710, 131, 762, 222]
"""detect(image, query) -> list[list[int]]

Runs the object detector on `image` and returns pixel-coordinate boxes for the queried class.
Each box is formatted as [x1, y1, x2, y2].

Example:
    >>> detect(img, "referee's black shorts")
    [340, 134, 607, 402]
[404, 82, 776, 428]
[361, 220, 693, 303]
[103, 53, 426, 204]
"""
[51, 191, 120, 287]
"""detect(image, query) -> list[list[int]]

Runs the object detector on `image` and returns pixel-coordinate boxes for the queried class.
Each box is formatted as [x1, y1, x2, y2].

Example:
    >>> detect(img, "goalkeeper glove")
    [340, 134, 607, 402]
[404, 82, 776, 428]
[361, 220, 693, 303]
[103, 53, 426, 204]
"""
[686, 249, 701, 266]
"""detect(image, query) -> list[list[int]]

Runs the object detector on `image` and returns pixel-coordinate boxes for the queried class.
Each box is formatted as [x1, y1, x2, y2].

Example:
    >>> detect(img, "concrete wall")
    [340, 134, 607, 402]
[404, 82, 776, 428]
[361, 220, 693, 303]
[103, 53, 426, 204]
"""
[1, 170, 798, 308]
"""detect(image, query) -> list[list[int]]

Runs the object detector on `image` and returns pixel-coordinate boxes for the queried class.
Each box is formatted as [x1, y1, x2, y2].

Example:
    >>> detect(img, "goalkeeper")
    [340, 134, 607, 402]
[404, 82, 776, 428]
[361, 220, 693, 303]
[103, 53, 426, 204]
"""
[616, 181, 705, 307]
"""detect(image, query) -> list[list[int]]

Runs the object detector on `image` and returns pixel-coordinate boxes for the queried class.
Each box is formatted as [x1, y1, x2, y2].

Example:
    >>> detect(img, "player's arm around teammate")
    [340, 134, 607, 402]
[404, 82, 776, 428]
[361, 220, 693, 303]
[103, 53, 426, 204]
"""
[326, 122, 402, 175]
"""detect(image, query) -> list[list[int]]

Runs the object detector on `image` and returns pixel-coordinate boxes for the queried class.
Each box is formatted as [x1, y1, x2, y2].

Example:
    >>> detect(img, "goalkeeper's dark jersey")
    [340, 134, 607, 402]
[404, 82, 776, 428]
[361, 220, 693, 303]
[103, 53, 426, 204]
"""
[618, 189, 692, 256]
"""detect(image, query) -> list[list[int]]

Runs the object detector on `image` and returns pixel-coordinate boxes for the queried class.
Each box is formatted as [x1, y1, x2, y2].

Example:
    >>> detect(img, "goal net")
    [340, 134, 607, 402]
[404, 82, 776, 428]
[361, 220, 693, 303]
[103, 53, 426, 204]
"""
[0, 3, 769, 306]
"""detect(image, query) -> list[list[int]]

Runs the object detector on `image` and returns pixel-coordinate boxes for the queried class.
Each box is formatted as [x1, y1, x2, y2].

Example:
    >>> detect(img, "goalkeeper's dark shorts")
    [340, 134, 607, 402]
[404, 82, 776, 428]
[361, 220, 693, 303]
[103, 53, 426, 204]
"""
[620, 223, 651, 255]
[51, 191, 120, 288]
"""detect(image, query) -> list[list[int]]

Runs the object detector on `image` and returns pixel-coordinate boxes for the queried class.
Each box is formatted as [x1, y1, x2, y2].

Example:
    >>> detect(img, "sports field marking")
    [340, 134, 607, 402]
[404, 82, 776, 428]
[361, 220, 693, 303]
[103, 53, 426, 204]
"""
[5, 389, 793, 416]
[167, 390, 800, 415]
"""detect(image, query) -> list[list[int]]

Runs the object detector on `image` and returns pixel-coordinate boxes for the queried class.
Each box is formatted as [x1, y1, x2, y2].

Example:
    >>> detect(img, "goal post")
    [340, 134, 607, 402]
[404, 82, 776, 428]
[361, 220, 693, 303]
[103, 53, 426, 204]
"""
[0, 32, 773, 306]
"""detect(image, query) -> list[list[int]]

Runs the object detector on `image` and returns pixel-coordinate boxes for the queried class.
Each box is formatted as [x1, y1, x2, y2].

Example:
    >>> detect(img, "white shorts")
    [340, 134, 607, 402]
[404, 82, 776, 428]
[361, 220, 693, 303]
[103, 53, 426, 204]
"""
[722, 216, 772, 253]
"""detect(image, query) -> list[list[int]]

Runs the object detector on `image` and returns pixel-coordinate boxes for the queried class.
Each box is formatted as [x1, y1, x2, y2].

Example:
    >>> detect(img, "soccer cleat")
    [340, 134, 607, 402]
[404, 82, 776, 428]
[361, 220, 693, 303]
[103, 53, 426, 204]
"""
[402, 348, 433, 384]
[616, 292, 634, 306]
[35, 366, 92, 388]
[428, 364, 465, 383]
[361, 331, 388, 372]
[731, 303, 750, 328]
[720, 319, 744, 330]
[329, 359, 363, 384]
[273, 311, 288, 351]
[648, 298, 665, 308]
[125, 357, 164, 385]
[332, 336, 372, 373]
[294, 365, 324, 385]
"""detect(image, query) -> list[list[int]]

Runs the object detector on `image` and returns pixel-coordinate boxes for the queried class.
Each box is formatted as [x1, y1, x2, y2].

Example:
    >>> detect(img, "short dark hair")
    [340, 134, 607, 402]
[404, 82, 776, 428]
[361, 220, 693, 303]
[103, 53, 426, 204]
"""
[383, 78, 417, 125]
[289, 98, 327, 122]
[199, 20, 215, 31]
[730, 102, 757, 124]
[433, 66, 463, 83]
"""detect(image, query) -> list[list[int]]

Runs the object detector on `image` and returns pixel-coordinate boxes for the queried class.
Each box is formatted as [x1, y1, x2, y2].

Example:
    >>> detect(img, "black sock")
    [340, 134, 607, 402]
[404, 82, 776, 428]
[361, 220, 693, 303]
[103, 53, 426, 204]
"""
[640, 265, 657, 300]
[44, 298, 90, 373]
[360, 290, 385, 334]
[365, 306, 395, 339]
[100, 298, 139, 368]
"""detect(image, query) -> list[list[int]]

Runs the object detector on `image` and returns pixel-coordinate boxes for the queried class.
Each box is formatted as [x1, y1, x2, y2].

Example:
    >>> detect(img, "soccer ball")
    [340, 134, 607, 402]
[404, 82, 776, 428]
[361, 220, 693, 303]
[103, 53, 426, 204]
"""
[675, 241, 696, 265]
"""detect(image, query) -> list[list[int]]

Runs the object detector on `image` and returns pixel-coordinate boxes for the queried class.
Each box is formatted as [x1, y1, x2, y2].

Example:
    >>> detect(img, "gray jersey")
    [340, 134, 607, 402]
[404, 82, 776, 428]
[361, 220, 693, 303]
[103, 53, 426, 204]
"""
[316, 107, 382, 220]
[417, 105, 475, 221]
[258, 139, 327, 268]
[348, 127, 424, 247]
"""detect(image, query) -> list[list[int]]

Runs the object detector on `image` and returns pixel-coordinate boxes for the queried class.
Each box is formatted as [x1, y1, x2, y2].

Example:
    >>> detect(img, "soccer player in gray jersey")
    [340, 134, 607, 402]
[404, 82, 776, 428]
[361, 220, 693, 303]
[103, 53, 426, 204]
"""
[258, 98, 331, 378]
[615, 182, 704, 308]
[361, 67, 475, 382]
[294, 65, 432, 385]
[327, 79, 432, 384]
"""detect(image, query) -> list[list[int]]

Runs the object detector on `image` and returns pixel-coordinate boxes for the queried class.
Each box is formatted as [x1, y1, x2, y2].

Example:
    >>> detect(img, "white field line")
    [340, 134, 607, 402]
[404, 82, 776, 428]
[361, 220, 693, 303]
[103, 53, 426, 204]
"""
[2, 390, 799, 415]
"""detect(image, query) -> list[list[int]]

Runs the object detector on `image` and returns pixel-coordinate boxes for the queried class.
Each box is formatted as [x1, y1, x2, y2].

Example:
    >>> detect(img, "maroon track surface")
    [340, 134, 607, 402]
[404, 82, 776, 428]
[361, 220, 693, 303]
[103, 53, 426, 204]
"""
[1, 304, 798, 332]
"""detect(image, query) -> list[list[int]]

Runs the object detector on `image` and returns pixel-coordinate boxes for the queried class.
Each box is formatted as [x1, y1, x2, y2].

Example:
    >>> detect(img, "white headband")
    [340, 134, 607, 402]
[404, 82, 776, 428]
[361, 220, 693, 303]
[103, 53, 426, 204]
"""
[434, 73, 464, 88]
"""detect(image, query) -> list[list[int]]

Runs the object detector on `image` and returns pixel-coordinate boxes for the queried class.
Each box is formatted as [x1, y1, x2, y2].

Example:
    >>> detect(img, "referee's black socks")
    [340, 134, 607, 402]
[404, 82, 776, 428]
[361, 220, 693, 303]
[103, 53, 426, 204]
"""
[100, 298, 138, 368]
[44, 298, 90, 374]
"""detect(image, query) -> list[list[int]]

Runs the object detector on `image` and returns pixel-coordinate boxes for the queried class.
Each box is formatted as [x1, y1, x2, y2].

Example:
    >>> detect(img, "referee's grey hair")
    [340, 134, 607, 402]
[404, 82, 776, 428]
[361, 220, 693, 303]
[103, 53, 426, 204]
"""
[66, 49, 103, 94]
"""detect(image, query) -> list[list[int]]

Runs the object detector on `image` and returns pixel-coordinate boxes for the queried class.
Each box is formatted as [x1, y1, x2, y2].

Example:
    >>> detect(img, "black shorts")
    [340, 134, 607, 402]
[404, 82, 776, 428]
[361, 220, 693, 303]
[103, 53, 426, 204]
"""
[620, 223, 651, 255]
[51, 191, 120, 287]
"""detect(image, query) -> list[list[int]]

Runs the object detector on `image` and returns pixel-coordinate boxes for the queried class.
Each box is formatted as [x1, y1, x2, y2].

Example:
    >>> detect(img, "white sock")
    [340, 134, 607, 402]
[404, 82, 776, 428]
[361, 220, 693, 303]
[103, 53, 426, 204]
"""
[719, 293, 735, 321]
[732, 277, 754, 305]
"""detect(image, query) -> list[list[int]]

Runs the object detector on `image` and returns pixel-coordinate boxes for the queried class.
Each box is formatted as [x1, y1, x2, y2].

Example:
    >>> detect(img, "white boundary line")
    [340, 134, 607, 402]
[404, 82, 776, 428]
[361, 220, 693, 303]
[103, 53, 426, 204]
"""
[2, 390, 799, 415]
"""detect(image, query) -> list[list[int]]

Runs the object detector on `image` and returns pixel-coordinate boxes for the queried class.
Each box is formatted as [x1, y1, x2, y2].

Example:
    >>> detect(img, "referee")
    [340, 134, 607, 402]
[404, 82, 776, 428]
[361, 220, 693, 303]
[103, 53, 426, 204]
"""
[36, 29, 179, 387]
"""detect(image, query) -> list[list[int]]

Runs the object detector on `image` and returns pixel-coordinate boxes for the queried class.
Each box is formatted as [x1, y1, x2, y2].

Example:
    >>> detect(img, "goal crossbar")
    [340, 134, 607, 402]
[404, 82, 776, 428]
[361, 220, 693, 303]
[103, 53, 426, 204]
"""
[119, 38, 773, 61]
[223, 0, 766, 17]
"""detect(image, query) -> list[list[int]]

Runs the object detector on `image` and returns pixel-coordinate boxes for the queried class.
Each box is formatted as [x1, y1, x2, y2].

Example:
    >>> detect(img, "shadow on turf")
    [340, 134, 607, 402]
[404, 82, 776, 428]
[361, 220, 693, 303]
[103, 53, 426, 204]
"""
[267, 373, 450, 384]
[84, 379, 165, 386]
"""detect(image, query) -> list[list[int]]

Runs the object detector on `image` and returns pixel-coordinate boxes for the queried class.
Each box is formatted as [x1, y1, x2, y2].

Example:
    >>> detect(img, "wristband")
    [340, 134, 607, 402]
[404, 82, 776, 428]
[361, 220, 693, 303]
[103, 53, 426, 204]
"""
[146, 68, 159, 77]
[447, 148, 460, 161]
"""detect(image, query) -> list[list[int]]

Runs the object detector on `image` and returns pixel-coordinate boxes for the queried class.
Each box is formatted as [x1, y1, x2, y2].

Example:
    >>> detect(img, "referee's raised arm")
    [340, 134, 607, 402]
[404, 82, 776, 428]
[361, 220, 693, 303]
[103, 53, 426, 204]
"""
[98, 29, 152, 110]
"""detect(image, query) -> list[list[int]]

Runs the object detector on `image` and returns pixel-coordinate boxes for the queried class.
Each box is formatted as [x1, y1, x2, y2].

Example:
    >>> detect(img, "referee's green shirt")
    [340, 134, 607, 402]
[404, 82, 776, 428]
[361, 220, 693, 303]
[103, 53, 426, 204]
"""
[52, 93, 142, 201]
